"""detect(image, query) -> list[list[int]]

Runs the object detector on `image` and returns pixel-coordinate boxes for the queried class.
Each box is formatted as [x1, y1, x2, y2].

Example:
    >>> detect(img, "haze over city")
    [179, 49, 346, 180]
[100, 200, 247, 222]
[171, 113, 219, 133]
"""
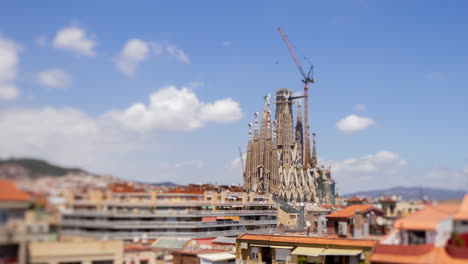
[1, 0, 467, 193]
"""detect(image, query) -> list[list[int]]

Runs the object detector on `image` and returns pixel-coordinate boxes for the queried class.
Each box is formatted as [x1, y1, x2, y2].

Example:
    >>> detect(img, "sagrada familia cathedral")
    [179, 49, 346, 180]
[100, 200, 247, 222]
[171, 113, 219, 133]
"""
[244, 88, 336, 204]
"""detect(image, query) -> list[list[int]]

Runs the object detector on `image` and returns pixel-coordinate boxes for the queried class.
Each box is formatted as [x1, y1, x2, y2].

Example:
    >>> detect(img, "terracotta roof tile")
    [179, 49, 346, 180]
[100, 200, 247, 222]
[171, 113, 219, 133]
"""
[326, 205, 383, 219]
[394, 203, 459, 231]
[346, 196, 362, 202]
[454, 194, 468, 221]
[237, 234, 376, 248]
[371, 246, 468, 264]
[0, 179, 30, 202]
[124, 244, 153, 252]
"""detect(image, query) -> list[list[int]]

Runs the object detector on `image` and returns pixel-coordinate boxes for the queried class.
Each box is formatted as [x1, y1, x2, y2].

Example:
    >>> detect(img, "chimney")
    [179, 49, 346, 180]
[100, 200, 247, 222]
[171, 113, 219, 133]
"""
[353, 209, 363, 238]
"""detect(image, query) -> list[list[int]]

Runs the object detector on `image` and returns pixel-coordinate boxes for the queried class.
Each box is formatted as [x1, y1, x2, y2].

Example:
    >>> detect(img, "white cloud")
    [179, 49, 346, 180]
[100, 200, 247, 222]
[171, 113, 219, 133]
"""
[200, 98, 243, 123]
[0, 84, 19, 101]
[336, 114, 375, 133]
[327, 150, 407, 193]
[354, 104, 366, 111]
[160, 160, 205, 169]
[332, 151, 407, 175]
[37, 68, 72, 89]
[114, 39, 150, 76]
[166, 44, 190, 64]
[424, 167, 468, 189]
[0, 107, 149, 169]
[113, 40, 190, 75]
[231, 154, 246, 167]
[53, 25, 96, 56]
[223, 41, 232, 47]
[107, 85, 243, 132]
[0, 34, 21, 101]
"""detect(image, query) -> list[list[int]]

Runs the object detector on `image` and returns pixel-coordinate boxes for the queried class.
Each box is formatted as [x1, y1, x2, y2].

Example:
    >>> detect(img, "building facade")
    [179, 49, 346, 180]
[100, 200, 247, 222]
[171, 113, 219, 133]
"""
[59, 184, 277, 240]
[235, 234, 376, 264]
[244, 89, 336, 204]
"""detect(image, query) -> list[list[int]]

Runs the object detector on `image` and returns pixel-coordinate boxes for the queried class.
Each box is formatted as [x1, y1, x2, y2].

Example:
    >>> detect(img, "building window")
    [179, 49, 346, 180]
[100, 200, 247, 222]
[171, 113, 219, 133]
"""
[275, 249, 290, 262]
[251, 247, 259, 260]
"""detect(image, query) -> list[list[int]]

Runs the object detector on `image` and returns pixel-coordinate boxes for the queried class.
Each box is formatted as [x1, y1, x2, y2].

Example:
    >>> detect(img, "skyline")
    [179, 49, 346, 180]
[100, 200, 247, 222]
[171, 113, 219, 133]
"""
[0, 0, 467, 193]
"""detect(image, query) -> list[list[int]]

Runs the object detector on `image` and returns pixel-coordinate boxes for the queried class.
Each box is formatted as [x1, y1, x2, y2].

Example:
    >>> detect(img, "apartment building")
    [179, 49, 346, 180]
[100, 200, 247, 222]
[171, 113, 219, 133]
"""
[0, 180, 53, 264]
[28, 240, 123, 264]
[59, 184, 278, 240]
[235, 233, 376, 264]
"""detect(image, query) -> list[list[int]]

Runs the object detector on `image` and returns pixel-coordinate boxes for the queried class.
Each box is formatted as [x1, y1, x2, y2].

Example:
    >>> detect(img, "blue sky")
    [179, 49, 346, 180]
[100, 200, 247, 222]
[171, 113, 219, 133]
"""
[0, 0, 467, 193]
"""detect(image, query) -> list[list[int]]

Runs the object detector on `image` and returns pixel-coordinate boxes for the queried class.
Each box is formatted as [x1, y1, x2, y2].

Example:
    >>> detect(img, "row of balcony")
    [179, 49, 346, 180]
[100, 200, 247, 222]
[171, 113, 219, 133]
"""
[60, 219, 278, 229]
[61, 209, 278, 217]
[71, 200, 275, 207]
[60, 228, 278, 239]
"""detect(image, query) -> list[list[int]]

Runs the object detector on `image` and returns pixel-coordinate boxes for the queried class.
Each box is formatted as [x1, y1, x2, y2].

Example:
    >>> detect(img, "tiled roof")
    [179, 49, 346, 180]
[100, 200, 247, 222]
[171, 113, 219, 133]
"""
[326, 205, 382, 219]
[124, 244, 153, 252]
[0, 179, 31, 202]
[237, 234, 376, 248]
[151, 237, 190, 249]
[371, 245, 468, 264]
[191, 238, 215, 245]
[394, 203, 459, 231]
[454, 194, 468, 221]
[346, 196, 362, 202]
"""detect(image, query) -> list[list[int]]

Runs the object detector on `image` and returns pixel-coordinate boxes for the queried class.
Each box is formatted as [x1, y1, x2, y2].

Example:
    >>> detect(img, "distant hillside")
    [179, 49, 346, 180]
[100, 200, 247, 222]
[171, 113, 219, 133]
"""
[0, 158, 88, 179]
[345, 186, 466, 201]
[151, 181, 181, 187]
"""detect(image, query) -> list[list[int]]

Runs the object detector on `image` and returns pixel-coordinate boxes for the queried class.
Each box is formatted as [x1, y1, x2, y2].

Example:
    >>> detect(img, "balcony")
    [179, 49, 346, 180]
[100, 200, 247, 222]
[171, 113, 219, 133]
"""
[61, 209, 278, 217]
[60, 228, 277, 239]
[60, 219, 278, 229]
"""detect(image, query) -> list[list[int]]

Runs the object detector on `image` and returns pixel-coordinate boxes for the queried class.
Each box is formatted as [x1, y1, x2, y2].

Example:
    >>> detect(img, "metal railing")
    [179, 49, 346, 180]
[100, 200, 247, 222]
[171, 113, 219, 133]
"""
[61, 209, 277, 217]
[235, 260, 266, 264]
[60, 219, 278, 228]
[60, 228, 277, 239]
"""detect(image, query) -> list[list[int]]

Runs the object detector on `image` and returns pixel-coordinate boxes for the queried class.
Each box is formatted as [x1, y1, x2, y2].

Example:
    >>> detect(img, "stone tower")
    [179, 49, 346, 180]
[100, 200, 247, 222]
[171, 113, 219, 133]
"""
[243, 88, 337, 204]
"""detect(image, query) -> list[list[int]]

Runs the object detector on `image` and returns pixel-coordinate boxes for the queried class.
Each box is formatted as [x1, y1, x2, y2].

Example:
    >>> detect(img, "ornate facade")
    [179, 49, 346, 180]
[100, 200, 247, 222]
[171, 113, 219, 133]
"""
[244, 88, 336, 204]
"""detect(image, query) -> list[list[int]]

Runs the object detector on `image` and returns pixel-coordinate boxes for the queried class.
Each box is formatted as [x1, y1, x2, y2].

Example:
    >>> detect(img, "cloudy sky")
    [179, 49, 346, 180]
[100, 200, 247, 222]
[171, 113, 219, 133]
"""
[1, 1, 467, 193]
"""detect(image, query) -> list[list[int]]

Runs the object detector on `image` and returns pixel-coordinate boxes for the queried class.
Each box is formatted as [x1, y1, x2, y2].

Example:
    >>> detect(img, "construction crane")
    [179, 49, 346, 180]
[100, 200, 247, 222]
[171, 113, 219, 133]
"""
[278, 27, 315, 166]
[238, 146, 245, 174]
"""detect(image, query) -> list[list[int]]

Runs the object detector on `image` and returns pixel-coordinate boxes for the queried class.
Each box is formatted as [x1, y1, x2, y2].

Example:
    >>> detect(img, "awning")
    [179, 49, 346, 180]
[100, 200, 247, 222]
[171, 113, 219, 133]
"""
[271, 246, 293, 249]
[197, 253, 236, 261]
[321, 248, 362, 256]
[202, 216, 217, 222]
[224, 216, 240, 221]
[250, 244, 270, 247]
[291, 247, 325, 257]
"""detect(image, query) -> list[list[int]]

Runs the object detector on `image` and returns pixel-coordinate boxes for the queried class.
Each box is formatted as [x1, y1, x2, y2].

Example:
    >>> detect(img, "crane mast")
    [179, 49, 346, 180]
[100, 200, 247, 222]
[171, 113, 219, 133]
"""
[278, 27, 315, 167]
[238, 146, 245, 174]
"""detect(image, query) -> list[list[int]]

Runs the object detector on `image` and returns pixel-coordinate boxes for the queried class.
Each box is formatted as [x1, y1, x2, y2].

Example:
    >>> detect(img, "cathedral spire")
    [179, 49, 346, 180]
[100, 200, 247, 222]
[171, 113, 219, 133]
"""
[253, 112, 259, 141]
[311, 132, 318, 168]
[259, 95, 272, 141]
[304, 125, 311, 167]
[295, 99, 304, 164]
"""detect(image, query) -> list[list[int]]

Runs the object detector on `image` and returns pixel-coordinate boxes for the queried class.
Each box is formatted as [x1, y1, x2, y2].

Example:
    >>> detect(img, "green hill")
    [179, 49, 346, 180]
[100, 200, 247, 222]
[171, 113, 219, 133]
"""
[0, 158, 88, 178]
